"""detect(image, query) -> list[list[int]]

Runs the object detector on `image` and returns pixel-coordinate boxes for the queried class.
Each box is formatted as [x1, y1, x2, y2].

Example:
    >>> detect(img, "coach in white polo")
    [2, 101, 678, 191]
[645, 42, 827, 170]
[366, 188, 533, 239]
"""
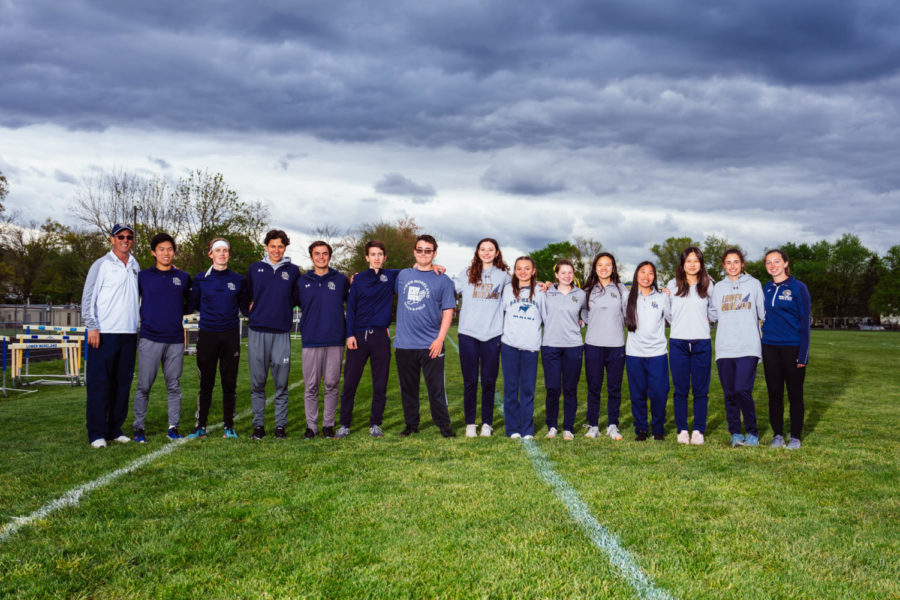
[81, 223, 140, 448]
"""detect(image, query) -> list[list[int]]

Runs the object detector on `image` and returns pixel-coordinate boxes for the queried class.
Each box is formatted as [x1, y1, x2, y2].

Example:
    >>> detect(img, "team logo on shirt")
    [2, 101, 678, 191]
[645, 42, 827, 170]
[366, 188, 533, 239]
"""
[778, 289, 793, 301]
[403, 280, 430, 311]
[610, 292, 618, 298]
[571, 296, 580, 304]
[173, 277, 182, 286]
[651, 302, 659, 309]
[281, 271, 290, 280]
[227, 282, 236, 291]
[380, 274, 388, 282]
[472, 282, 499, 300]
[518, 304, 530, 313]
[328, 281, 336, 290]
[721, 293, 752, 311]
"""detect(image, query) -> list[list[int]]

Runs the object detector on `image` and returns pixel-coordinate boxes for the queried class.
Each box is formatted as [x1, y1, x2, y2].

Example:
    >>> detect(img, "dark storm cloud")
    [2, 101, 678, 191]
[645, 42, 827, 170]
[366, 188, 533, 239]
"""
[374, 173, 436, 198]
[53, 169, 78, 184]
[481, 165, 566, 196]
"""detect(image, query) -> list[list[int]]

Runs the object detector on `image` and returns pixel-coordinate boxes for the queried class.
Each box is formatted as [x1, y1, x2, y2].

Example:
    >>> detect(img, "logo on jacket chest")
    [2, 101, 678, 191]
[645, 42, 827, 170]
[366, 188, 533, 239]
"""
[172, 277, 182, 286]
[282, 271, 290, 281]
[328, 281, 336, 290]
[380, 274, 388, 282]
[778, 289, 793, 302]
[227, 282, 236, 291]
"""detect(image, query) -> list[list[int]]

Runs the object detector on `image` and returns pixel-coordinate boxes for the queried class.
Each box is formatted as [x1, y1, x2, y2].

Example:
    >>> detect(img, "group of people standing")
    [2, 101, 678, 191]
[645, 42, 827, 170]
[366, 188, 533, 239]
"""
[80, 225, 810, 450]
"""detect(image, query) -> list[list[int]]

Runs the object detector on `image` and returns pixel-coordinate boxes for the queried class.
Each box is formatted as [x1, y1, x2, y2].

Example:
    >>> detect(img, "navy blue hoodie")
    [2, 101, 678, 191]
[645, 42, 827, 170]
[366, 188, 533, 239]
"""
[189, 267, 250, 332]
[138, 266, 191, 343]
[344, 268, 400, 334]
[246, 258, 302, 333]
[762, 276, 811, 364]
[294, 268, 350, 347]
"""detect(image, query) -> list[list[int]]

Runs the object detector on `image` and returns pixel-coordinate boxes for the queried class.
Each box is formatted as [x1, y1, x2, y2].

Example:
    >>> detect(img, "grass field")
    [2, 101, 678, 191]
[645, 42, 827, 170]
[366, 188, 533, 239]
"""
[1, 329, 898, 599]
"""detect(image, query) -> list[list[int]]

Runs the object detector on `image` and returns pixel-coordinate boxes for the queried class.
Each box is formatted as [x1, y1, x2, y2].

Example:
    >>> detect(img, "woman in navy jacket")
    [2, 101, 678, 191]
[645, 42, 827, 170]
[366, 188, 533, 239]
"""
[761, 249, 811, 450]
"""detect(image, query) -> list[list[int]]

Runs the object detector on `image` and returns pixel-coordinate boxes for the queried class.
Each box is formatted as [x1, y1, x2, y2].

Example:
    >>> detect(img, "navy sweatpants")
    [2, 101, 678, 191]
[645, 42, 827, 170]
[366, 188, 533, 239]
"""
[669, 338, 712, 434]
[716, 357, 759, 436]
[501, 343, 538, 437]
[458, 333, 501, 426]
[86, 333, 137, 442]
[625, 354, 669, 436]
[584, 344, 625, 427]
[340, 328, 392, 427]
[542, 345, 583, 432]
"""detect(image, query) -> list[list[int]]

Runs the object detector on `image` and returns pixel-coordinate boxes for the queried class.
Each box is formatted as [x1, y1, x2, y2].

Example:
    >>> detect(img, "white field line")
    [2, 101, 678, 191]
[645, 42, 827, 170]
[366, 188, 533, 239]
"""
[446, 335, 676, 600]
[0, 380, 303, 544]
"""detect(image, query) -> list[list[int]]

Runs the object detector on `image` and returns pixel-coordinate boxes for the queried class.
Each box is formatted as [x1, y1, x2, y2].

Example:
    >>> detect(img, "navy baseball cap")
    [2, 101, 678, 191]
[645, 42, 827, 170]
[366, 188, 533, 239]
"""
[111, 224, 135, 236]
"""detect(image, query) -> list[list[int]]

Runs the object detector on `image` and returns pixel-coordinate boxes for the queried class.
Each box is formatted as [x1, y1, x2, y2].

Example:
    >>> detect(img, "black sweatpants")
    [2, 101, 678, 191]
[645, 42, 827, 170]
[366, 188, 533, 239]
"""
[762, 343, 806, 440]
[196, 328, 240, 429]
[395, 347, 451, 431]
[340, 328, 392, 427]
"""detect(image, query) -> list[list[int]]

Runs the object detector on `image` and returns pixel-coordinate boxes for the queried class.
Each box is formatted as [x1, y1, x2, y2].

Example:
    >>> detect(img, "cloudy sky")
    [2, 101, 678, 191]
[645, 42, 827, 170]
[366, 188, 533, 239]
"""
[2, 0, 899, 274]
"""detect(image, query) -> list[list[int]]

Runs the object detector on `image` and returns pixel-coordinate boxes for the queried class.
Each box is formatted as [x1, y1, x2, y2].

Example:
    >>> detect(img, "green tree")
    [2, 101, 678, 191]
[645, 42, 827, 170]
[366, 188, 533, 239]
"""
[0, 220, 57, 302]
[342, 217, 422, 275]
[572, 236, 603, 285]
[870, 245, 900, 318]
[530, 241, 580, 283]
[651, 236, 699, 285]
[701, 234, 739, 282]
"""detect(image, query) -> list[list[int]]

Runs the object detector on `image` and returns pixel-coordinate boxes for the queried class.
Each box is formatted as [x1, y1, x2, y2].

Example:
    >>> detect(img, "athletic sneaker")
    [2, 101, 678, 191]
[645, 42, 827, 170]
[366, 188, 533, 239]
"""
[274, 427, 287, 439]
[690, 430, 704, 445]
[111, 435, 131, 444]
[545, 427, 558, 439]
[223, 428, 238, 439]
[677, 430, 689, 445]
[479, 424, 493, 437]
[323, 426, 336, 439]
[787, 437, 802, 450]
[744, 433, 760, 447]
[465, 424, 477, 438]
[523, 434, 534, 440]
[167, 427, 183, 440]
[251, 426, 266, 440]
[133, 429, 146, 443]
[90, 438, 107, 448]
[187, 427, 207, 439]
[653, 433, 665, 441]
[510, 433, 522, 439]
[335, 426, 351, 439]
[399, 426, 418, 437]
[635, 431, 648, 442]
[770, 434, 786, 448]
[369, 425, 384, 438]
[730, 433, 745, 447]
[304, 428, 316, 439]
[606, 424, 623, 441]
[585, 426, 600, 438]
[563, 430, 574, 441]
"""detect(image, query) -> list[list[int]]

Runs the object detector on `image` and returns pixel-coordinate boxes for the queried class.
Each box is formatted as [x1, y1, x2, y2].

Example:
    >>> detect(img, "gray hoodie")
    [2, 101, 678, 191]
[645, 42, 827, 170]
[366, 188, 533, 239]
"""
[666, 278, 714, 340]
[541, 285, 586, 348]
[709, 274, 765, 360]
[500, 283, 546, 352]
[625, 289, 671, 358]
[581, 282, 628, 347]
[453, 266, 511, 341]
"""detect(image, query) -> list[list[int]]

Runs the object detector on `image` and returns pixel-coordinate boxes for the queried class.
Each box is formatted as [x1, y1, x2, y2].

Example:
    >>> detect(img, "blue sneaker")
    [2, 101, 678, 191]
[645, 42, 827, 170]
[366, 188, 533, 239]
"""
[787, 437, 802, 450]
[166, 427, 183, 440]
[133, 429, 146, 443]
[223, 428, 238, 439]
[187, 427, 207, 439]
[730, 433, 745, 447]
[744, 433, 759, 446]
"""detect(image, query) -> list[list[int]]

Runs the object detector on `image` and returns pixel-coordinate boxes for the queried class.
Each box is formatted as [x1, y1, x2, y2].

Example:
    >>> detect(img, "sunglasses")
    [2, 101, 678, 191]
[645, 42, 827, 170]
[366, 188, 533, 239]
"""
[116, 235, 134, 241]
[414, 247, 434, 254]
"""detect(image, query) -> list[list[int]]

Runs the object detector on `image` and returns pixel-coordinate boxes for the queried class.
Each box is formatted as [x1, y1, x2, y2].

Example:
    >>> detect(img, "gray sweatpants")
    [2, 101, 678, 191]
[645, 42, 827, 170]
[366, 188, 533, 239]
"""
[249, 329, 292, 428]
[302, 345, 344, 432]
[132, 338, 184, 430]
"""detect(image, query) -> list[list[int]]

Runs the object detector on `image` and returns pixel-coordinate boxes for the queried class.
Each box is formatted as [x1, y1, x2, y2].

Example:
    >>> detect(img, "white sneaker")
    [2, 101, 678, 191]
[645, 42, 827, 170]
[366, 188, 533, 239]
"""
[545, 427, 558, 439]
[690, 430, 705, 445]
[112, 435, 131, 444]
[90, 438, 107, 448]
[523, 434, 534, 440]
[677, 430, 690, 445]
[585, 426, 600, 438]
[563, 430, 574, 441]
[479, 424, 493, 437]
[605, 424, 623, 441]
[465, 424, 477, 438]
[510, 433, 522, 439]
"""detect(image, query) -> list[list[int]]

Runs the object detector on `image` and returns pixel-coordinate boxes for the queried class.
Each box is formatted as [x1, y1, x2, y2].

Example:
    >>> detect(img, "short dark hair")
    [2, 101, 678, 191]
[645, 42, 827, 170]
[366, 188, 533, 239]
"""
[415, 234, 437, 252]
[150, 232, 176, 252]
[365, 240, 386, 255]
[264, 229, 290, 247]
[309, 240, 333, 257]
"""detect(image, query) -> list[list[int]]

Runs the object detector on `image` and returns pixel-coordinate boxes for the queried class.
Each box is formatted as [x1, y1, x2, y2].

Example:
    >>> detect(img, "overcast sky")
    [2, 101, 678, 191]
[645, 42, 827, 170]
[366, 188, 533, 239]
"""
[2, 0, 899, 274]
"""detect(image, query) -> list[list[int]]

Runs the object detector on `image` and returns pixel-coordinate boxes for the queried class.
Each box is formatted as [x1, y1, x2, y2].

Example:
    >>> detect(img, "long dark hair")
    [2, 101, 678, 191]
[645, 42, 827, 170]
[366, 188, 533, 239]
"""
[765, 248, 791, 276]
[674, 246, 711, 298]
[625, 261, 658, 332]
[468, 237, 509, 284]
[512, 256, 536, 301]
[583, 252, 620, 299]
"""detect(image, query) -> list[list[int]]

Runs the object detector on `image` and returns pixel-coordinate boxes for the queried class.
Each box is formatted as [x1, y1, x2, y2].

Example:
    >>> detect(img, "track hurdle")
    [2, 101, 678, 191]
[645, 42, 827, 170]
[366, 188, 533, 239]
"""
[1, 337, 38, 397]
[12, 326, 87, 387]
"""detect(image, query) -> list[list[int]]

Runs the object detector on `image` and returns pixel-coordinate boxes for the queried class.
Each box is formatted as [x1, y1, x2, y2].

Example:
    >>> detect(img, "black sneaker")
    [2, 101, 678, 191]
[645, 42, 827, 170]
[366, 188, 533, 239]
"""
[440, 427, 457, 438]
[275, 426, 287, 439]
[399, 426, 419, 437]
[323, 426, 336, 439]
[653, 433, 665, 441]
[251, 426, 266, 440]
[635, 431, 648, 442]
[303, 428, 316, 440]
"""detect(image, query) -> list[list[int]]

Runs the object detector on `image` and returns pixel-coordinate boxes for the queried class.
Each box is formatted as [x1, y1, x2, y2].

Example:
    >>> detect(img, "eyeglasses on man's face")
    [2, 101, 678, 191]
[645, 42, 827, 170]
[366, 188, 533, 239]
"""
[116, 235, 134, 241]
[414, 247, 434, 254]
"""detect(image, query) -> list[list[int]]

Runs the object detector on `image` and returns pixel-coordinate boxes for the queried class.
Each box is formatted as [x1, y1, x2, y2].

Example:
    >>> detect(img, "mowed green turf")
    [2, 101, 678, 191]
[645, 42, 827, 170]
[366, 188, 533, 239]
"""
[0, 329, 898, 599]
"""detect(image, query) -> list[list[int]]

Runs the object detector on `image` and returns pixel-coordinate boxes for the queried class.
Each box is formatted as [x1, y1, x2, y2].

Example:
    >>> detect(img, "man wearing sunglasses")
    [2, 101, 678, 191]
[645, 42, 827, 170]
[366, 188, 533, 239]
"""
[394, 235, 457, 437]
[81, 223, 141, 448]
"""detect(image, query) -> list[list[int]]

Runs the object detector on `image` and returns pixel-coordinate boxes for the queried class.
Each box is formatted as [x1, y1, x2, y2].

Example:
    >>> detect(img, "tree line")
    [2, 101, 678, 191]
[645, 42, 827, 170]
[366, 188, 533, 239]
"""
[1, 168, 897, 321]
